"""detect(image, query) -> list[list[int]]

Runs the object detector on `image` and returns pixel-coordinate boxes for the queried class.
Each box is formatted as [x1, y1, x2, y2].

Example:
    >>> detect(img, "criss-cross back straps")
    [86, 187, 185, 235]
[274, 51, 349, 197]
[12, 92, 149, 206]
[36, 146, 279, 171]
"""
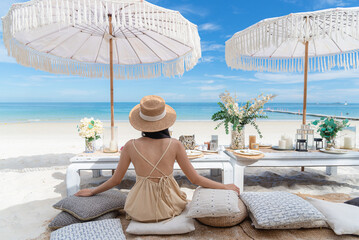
[132, 139, 172, 177]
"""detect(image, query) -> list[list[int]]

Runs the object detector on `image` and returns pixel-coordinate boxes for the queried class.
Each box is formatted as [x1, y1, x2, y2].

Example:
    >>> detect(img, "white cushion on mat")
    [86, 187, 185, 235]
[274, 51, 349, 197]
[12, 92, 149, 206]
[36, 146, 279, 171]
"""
[307, 197, 359, 235]
[126, 205, 195, 235]
[50, 219, 125, 240]
[187, 187, 240, 218]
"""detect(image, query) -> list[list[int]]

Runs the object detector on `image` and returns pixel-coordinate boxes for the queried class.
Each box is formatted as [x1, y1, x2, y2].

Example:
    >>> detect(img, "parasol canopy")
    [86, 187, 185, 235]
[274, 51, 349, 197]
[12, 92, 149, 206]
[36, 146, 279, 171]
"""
[225, 7, 359, 123]
[2, 0, 201, 79]
[2, 0, 201, 149]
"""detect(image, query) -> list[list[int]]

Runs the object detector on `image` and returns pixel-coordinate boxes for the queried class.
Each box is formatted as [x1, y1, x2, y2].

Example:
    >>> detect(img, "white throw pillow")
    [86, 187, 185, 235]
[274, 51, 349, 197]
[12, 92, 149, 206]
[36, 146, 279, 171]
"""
[307, 197, 359, 235]
[240, 192, 326, 229]
[187, 187, 240, 218]
[126, 205, 195, 235]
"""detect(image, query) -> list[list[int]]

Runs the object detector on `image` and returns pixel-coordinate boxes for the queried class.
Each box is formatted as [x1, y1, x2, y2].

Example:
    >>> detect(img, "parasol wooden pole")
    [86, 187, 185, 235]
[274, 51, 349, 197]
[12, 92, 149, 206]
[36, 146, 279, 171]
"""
[302, 40, 309, 125]
[301, 40, 309, 172]
[109, 14, 114, 129]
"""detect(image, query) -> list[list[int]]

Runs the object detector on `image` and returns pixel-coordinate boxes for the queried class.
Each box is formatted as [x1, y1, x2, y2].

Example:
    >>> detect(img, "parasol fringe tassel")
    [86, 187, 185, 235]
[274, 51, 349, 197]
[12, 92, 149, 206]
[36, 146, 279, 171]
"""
[6, 37, 197, 80]
[226, 7, 359, 72]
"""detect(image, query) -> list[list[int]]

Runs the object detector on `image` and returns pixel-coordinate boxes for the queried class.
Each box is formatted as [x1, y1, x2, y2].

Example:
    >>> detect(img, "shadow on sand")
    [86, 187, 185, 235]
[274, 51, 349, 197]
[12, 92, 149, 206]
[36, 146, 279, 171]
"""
[245, 170, 359, 190]
[0, 153, 75, 170]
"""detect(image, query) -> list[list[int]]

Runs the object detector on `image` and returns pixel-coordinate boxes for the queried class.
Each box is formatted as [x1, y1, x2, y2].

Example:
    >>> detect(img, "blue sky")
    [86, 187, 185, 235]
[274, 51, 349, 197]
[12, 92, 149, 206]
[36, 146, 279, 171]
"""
[0, 0, 359, 103]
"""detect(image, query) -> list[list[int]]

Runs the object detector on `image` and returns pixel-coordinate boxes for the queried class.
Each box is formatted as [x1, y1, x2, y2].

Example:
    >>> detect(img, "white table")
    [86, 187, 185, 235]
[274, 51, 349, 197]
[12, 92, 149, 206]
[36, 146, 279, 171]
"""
[224, 150, 359, 192]
[66, 152, 233, 196]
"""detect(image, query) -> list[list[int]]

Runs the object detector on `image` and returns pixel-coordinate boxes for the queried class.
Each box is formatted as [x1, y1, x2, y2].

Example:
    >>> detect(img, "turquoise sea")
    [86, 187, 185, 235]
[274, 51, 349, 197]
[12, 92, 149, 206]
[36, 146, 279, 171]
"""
[0, 102, 358, 123]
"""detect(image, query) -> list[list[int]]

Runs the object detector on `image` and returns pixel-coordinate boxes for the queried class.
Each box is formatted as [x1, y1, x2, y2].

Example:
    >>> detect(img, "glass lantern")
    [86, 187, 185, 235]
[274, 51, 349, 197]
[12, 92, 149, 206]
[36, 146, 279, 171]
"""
[103, 126, 119, 153]
[339, 126, 356, 150]
[295, 125, 314, 150]
[296, 139, 308, 152]
[314, 138, 324, 150]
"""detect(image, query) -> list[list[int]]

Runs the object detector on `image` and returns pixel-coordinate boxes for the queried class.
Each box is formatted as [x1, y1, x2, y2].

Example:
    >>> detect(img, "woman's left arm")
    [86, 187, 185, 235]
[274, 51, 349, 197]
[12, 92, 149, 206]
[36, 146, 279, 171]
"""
[75, 142, 131, 197]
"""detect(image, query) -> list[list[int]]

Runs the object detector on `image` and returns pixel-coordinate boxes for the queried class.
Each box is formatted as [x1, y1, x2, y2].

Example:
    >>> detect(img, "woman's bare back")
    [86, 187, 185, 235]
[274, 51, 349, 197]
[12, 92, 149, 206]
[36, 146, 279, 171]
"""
[127, 137, 179, 181]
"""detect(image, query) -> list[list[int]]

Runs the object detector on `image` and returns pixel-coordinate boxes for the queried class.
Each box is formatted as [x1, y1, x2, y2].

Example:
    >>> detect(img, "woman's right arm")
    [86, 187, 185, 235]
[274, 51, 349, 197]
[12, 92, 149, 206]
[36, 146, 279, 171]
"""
[175, 140, 239, 194]
[75, 141, 131, 197]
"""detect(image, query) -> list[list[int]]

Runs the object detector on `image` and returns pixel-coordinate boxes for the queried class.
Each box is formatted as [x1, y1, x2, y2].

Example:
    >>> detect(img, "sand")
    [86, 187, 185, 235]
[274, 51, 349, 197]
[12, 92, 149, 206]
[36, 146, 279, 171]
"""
[0, 120, 359, 240]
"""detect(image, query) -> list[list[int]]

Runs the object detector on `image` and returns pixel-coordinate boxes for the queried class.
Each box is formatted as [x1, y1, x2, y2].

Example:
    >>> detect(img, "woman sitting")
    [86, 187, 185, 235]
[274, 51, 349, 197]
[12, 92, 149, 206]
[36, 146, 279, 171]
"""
[75, 95, 239, 222]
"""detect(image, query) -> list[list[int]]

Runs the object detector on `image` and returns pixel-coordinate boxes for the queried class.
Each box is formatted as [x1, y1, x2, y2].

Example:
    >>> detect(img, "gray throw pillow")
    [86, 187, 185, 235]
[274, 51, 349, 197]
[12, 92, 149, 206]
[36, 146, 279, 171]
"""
[48, 211, 118, 230]
[53, 190, 127, 220]
[50, 219, 125, 240]
[240, 191, 326, 229]
[345, 197, 359, 207]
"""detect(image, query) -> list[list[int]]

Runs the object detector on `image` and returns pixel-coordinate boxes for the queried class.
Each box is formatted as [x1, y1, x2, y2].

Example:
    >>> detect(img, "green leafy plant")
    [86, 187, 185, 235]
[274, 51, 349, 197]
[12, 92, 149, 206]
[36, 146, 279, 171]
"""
[311, 117, 349, 143]
[211, 91, 275, 138]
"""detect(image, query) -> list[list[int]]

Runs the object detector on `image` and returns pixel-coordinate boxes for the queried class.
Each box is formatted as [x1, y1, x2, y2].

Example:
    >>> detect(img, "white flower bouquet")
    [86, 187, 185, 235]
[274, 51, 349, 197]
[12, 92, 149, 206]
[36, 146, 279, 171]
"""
[77, 117, 104, 142]
[212, 91, 275, 138]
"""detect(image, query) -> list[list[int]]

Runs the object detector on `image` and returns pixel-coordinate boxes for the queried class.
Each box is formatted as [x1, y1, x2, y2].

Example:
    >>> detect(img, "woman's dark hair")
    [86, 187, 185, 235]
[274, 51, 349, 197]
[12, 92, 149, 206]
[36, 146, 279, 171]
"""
[142, 129, 171, 139]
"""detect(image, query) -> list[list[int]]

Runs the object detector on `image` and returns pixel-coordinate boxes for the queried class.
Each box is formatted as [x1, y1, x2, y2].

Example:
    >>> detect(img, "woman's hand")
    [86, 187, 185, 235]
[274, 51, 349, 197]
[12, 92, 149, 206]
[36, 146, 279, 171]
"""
[75, 188, 94, 197]
[224, 184, 240, 195]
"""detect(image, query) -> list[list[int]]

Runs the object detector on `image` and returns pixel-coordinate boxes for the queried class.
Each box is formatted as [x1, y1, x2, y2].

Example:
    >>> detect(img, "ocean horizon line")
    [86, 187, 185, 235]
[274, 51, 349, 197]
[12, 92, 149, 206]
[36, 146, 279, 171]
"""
[1, 102, 358, 122]
[0, 101, 358, 104]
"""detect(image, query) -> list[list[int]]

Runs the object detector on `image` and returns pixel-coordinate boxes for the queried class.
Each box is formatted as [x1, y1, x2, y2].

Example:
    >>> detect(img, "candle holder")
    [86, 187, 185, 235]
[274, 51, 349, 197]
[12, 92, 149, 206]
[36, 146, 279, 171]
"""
[103, 126, 119, 153]
[306, 129, 314, 150]
[314, 138, 323, 150]
[295, 125, 314, 150]
[339, 126, 356, 150]
[211, 135, 219, 151]
[296, 139, 308, 152]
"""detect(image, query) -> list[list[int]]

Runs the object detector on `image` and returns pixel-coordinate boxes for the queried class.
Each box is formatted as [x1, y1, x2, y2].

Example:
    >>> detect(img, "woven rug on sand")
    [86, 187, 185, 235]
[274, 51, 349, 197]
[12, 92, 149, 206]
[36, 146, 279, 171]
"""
[121, 193, 358, 240]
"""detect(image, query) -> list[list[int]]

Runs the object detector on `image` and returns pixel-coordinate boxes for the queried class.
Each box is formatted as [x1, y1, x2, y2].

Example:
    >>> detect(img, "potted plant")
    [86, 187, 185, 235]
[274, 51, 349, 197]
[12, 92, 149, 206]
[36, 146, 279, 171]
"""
[77, 117, 104, 153]
[211, 91, 275, 149]
[311, 117, 349, 149]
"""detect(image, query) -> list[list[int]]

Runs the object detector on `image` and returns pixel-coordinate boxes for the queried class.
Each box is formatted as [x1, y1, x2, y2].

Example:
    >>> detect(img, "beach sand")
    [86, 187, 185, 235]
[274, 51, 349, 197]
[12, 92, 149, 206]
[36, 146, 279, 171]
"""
[1, 120, 359, 239]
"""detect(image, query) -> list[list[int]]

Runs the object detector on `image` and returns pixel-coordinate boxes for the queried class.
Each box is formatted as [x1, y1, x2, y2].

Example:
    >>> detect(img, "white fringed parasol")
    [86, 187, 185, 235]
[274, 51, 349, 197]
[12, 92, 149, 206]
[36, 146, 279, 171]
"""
[2, 0, 201, 143]
[226, 7, 359, 124]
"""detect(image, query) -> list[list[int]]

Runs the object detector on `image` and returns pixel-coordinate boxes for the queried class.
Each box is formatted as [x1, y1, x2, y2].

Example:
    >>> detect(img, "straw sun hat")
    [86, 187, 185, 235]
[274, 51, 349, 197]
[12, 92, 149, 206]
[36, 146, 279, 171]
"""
[129, 95, 176, 132]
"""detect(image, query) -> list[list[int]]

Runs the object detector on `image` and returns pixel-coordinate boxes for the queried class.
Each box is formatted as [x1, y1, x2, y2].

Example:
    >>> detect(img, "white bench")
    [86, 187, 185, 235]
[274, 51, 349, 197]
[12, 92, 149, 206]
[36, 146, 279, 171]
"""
[66, 152, 234, 196]
[224, 150, 359, 192]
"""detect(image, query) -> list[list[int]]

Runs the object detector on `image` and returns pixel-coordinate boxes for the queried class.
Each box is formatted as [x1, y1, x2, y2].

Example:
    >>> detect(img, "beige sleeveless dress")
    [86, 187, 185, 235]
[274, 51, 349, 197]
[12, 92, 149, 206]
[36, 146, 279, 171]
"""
[124, 139, 187, 222]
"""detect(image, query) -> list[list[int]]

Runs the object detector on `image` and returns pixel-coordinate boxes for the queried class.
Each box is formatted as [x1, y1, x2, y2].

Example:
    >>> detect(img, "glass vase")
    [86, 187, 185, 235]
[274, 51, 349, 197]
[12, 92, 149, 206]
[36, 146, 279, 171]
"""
[85, 138, 95, 153]
[326, 138, 336, 149]
[231, 127, 245, 150]
[103, 126, 118, 153]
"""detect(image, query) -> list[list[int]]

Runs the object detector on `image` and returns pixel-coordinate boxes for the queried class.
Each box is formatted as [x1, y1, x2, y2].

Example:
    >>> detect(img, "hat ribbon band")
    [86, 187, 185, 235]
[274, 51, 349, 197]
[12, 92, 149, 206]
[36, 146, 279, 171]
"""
[140, 110, 166, 122]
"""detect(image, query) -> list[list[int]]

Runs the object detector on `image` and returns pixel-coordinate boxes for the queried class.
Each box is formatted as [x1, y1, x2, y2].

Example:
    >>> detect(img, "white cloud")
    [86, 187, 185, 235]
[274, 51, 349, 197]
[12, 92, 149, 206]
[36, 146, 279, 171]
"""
[198, 84, 226, 91]
[314, 0, 349, 8]
[2, 74, 65, 87]
[199, 23, 221, 31]
[199, 91, 222, 100]
[201, 41, 225, 52]
[183, 80, 215, 84]
[201, 56, 215, 63]
[170, 4, 208, 17]
[207, 74, 238, 79]
[155, 92, 185, 100]
[59, 89, 96, 96]
[208, 69, 359, 84]
[254, 69, 359, 84]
